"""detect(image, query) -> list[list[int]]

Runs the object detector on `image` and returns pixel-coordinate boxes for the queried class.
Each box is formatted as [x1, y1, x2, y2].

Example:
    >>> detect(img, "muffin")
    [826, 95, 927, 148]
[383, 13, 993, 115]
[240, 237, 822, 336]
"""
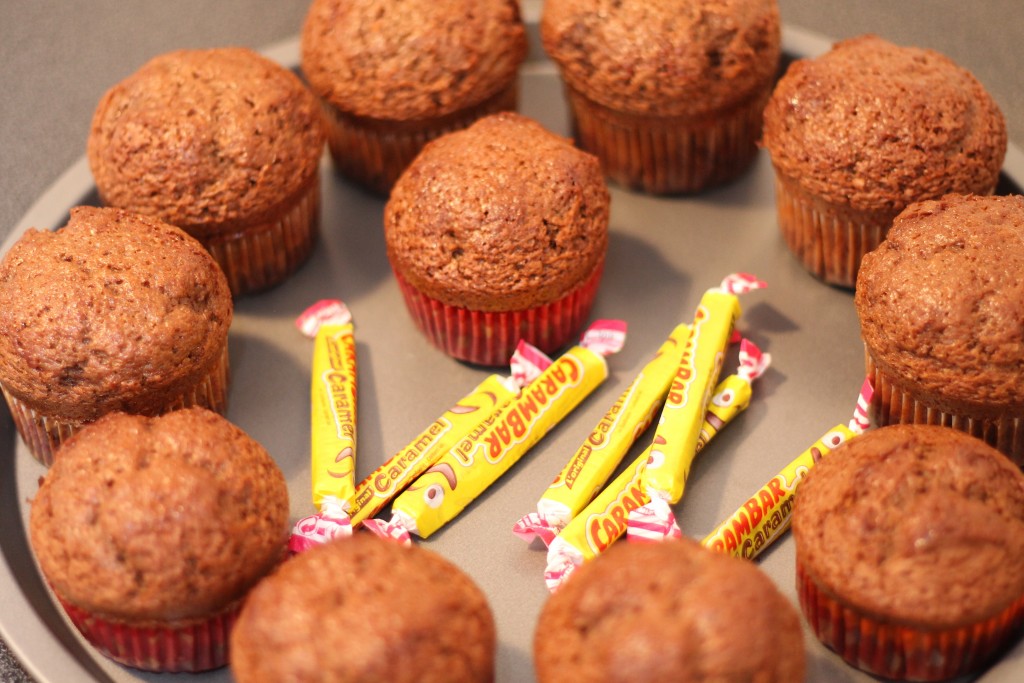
[855, 194, 1024, 465]
[88, 47, 325, 295]
[383, 112, 609, 366]
[762, 35, 1007, 287]
[0, 206, 232, 465]
[541, 0, 781, 194]
[230, 534, 495, 683]
[534, 537, 805, 682]
[300, 0, 527, 195]
[28, 408, 290, 672]
[792, 424, 1024, 680]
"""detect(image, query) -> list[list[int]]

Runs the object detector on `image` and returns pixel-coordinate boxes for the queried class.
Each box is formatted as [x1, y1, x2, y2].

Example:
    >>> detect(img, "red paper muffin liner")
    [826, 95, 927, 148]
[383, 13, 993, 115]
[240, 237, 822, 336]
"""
[867, 356, 1024, 467]
[320, 81, 519, 195]
[202, 173, 320, 296]
[56, 594, 238, 673]
[797, 559, 1024, 681]
[2, 344, 230, 467]
[563, 84, 769, 195]
[771, 172, 894, 288]
[392, 262, 604, 367]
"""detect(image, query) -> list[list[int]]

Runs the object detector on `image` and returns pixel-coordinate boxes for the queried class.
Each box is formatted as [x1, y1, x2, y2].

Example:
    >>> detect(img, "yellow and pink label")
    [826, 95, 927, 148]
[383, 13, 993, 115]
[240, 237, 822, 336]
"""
[556, 362, 759, 561]
[310, 321, 358, 511]
[391, 345, 609, 539]
[348, 374, 516, 527]
[640, 286, 745, 504]
[701, 377, 874, 560]
[536, 323, 691, 527]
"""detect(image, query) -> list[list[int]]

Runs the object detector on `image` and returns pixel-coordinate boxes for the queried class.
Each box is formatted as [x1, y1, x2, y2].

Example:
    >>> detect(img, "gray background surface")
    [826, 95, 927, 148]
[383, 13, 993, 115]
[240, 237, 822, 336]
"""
[1, 1, 1022, 681]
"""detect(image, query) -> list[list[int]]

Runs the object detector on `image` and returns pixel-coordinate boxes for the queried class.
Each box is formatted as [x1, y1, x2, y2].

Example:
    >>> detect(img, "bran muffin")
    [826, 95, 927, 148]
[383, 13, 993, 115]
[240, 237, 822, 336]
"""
[29, 408, 291, 672]
[541, 0, 781, 194]
[534, 537, 805, 683]
[384, 112, 610, 366]
[792, 424, 1024, 680]
[88, 47, 325, 295]
[855, 194, 1024, 464]
[300, 0, 527, 195]
[230, 534, 496, 683]
[0, 206, 232, 465]
[762, 35, 1007, 287]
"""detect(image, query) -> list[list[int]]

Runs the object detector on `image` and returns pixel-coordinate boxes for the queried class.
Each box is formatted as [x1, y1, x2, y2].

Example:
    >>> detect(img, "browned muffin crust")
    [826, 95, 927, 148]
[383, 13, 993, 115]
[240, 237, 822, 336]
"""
[763, 35, 1006, 215]
[855, 194, 1024, 417]
[29, 408, 290, 622]
[230, 534, 496, 683]
[541, 0, 781, 117]
[0, 206, 232, 422]
[534, 538, 805, 683]
[301, 0, 527, 121]
[793, 424, 1024, 628]
[384, 112, 609, 312]
[88, 47, 324, 236]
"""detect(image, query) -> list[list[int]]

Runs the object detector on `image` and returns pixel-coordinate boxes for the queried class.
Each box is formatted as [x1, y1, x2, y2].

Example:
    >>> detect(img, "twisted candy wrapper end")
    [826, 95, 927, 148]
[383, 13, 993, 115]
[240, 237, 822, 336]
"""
[288, 496, 352, 553]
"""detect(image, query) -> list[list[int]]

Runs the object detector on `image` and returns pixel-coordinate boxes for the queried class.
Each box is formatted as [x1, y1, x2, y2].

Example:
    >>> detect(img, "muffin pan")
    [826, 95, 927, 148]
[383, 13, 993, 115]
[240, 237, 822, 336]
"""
[2, 20, 1024, 683]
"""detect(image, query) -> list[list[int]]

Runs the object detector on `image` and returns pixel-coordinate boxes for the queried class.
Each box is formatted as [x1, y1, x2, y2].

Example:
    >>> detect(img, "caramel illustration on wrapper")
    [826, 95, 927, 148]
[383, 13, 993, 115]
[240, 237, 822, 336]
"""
[701, 378, 873, 560]
[545, 339, 770, 591]
[517, 323, 691, 539]
[641, 273, 764, 505]
[348, 373, 517, 527]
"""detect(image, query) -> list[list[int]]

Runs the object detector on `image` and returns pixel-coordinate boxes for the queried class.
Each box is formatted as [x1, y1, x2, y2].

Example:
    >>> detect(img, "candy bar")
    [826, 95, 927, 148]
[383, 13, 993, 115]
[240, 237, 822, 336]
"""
[701, 378, 873, 559]
[367, 321, 626, 542]
[545, 339, 770, 591]
[513, 322, 691, 544]
[641, 273, 764, 505]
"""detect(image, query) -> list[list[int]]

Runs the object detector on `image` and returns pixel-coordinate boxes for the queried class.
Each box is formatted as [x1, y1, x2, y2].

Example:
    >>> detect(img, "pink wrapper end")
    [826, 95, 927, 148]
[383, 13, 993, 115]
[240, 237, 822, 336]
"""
[361, 517, 413, 545]
[852, 377, 874, 433]
[626, 498, 682, 543]
[581, 319, 627, 357]
[510, 341, 554, 389]
[720, 272, 767, 294]
[288, 508, 353, 554]
[738, 339, 772, 382]
[295, 299, 352, 338]
[512, 513, 559, 547]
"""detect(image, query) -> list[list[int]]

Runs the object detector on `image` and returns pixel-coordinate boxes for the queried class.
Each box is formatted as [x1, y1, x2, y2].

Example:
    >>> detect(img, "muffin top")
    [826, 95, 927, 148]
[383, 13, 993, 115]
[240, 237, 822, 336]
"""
[534, 538, 805, 683]
[793, 424, 1024, 628]
[29, 408, 290, 622]
[541, 0, 781, 117]
[300, 0, 526, 121]
[384, 112, 609, 312]
[230, 534, 495, 683]
[0, 206, 232, 422]
[855, 194, 1024, 416]
[762, 35, 1006, 214]
[88, 47, 324, 236]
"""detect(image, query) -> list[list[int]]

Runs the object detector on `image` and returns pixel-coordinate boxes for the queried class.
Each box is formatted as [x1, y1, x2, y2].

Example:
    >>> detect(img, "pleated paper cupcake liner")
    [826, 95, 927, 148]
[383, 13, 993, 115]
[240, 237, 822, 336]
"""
[57, 595, 238, 673]
[563, 85, 769, 195]
[320, 81, 519, 195]
[771, 172, 892, 288]
[867, 357, 1024, 466]
[797, 560, 1024, 681]
[202, 174, 320, 296]
[392, 262, 604, 367]
[2, 344, 230, 466]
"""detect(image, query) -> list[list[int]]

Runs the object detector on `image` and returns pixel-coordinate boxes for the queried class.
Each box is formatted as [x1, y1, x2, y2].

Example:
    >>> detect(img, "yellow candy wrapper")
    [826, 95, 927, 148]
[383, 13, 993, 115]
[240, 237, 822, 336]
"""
[366, 321, 626, 541]
[544, 339, 769, 591]
[701, 378, 873, 559]
[514, 323, 691, 543]
[348, 373, 518, 527]
[641, 273, 764, 505]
